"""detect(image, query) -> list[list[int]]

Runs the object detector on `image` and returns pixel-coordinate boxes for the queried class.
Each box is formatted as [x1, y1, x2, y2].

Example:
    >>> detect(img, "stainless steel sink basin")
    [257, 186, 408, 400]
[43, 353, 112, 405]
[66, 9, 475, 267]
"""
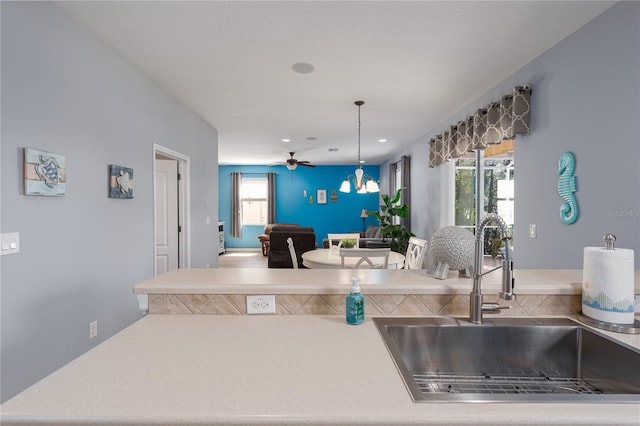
[373, 317, 640, 403]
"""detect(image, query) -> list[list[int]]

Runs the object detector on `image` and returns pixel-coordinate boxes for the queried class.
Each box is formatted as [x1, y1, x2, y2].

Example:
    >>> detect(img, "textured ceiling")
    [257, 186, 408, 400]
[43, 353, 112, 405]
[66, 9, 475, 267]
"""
[54, 1, 614, 165]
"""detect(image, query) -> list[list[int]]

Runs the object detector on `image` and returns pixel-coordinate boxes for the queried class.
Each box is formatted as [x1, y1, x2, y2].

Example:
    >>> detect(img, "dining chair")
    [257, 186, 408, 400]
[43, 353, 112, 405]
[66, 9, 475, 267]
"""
[405, 237, 428, 269]
[327, 233, 361, 249]
[286, 237, 298, 269]
[340, 248, 390, 269]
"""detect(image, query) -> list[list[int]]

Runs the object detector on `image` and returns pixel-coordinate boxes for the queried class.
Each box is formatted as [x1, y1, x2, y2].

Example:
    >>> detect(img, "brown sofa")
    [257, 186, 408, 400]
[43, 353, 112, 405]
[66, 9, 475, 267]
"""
[258, 223, 298, 256]
[267, 226, 316, 268]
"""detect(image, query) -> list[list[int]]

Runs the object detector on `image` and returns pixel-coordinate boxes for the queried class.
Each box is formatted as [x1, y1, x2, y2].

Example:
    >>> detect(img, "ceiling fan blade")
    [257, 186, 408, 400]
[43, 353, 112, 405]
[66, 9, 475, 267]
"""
[299, 163, 316, 168]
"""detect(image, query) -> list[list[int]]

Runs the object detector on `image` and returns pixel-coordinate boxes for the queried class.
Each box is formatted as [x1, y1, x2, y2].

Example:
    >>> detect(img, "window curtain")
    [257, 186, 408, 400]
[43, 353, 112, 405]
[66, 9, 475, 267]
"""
[231, 172, 242, 238]
[267, 172, 276, 224]
[388, 162, 397, 195]
[400, 155, 411, 231]
[429, 85, 531, 167]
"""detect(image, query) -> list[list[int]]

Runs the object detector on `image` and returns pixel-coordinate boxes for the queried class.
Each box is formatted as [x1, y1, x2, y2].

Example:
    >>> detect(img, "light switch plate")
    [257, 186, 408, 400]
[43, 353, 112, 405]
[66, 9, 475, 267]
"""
[1, 233, 20, 255]
[89, 320, 98, 339]
[529, 224, 537, 239]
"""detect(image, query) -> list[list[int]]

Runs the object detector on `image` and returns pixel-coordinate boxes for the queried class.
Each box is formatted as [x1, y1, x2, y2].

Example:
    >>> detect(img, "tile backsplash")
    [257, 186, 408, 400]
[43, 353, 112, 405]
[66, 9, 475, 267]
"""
[148, 293, 582, 317]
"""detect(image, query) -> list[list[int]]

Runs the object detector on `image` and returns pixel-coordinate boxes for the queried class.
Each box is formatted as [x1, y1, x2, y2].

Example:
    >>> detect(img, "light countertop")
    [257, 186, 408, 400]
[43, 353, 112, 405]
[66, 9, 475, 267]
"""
[2, 314, 639, 425]
[133, 268, 640, 296]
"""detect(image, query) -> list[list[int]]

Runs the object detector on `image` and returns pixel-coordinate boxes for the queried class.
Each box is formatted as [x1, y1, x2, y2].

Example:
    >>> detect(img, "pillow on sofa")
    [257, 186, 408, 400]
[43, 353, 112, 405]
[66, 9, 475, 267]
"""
[365, 225, 381, 238]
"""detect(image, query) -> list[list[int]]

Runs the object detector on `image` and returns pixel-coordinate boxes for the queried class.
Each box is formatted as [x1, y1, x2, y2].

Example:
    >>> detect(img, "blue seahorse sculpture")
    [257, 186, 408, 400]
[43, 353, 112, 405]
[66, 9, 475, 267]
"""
[557, 151, 578, 225]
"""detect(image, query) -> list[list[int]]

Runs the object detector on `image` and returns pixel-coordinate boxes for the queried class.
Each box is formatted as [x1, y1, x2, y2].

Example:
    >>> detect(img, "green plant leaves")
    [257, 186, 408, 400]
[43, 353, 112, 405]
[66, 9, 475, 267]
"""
[368, 188, 414, 254]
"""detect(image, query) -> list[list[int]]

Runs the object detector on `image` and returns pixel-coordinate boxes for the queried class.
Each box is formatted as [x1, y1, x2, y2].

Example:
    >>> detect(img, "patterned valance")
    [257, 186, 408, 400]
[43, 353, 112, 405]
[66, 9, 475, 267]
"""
[429, 84, 532, 167]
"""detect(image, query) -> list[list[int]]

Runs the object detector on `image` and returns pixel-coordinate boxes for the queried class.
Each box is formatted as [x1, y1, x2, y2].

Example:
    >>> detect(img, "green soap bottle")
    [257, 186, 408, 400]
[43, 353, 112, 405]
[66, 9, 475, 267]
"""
[346, 277, 365, 325]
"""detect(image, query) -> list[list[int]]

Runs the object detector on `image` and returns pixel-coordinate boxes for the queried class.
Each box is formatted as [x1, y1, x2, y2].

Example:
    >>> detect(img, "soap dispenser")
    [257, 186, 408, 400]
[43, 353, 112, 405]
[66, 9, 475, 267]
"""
[346, 277, 365, 325]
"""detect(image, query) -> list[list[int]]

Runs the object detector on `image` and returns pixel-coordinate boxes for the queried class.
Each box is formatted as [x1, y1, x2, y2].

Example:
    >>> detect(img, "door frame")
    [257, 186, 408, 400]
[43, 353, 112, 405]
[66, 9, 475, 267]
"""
[153, 143, 191, 275]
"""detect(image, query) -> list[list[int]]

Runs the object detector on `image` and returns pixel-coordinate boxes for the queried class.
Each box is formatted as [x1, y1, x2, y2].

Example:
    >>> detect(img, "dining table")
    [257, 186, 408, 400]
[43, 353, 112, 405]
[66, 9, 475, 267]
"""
[302, 248, 405, 269]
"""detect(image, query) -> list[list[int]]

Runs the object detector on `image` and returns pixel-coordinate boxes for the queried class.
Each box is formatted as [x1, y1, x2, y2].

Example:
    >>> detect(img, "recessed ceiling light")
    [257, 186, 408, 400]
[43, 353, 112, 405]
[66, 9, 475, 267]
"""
[306, 136, 317, 141]
[378, 139, 387, 143]
[291, 62, 315, 74]
[282, 138, 290, 142]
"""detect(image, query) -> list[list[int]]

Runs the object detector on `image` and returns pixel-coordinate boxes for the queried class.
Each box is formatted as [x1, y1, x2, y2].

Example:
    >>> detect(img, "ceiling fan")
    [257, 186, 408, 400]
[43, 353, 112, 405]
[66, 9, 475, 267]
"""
[281, 152, 316, 171]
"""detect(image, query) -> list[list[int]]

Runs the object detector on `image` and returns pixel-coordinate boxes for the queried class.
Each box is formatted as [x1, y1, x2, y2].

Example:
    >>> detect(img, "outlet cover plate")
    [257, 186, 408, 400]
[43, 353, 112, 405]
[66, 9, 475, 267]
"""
[1, 232, 20, 255]
[89, 320, 98, 339]
[246, 295, 276, 314]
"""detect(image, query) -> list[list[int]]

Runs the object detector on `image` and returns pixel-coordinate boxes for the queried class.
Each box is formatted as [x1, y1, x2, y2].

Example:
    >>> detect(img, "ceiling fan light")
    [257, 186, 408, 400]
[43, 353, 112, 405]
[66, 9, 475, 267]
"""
[339, 179, 351, 193]
[286, 163, 297, 171]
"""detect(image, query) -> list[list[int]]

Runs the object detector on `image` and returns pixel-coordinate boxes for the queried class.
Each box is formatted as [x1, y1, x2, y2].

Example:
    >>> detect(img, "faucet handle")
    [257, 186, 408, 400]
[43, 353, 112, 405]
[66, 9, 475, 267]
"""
[481, 303, 511, 313]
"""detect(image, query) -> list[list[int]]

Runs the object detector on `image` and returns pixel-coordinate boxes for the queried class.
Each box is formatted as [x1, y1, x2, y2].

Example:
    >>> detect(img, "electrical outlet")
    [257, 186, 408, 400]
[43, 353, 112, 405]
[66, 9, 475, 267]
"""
[89, 320, 98, 339]
[246, 295, 276, 314]
[529, 224, 537, 239]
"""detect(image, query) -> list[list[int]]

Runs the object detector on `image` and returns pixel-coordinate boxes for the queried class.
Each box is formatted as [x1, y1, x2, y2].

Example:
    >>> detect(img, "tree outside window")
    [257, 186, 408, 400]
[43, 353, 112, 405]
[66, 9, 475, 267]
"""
[455, 154, 514, 256]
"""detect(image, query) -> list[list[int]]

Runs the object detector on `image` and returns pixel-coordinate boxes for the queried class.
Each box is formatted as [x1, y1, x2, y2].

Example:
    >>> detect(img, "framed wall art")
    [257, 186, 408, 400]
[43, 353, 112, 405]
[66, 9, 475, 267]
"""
[317, 189, 327, 204]
[24, 148, 66, 196]
[109, 164, 134, 199]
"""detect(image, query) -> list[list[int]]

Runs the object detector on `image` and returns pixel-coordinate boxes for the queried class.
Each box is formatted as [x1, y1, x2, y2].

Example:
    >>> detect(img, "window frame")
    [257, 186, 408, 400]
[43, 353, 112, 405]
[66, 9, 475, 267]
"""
[453, 152, 514, 254]
[240, 176, 268, 226]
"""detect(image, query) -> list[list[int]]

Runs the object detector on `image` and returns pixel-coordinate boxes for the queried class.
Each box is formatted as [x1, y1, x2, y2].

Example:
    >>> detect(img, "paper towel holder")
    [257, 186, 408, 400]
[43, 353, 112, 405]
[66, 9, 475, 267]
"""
[576, 313, 640, 334]
[604, 233, 616, 250]
[577, 232, 640, 334]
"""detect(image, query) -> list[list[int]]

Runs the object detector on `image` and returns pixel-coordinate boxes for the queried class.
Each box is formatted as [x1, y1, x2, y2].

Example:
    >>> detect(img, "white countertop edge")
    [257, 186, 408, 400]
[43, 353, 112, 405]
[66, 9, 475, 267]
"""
[3, 409, 639, 426]
[131, 268, 621, 296]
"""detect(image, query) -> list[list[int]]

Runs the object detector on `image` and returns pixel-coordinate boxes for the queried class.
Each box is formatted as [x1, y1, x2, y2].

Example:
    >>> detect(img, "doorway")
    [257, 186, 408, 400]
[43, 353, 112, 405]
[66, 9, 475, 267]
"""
[153, 144, 190, 275]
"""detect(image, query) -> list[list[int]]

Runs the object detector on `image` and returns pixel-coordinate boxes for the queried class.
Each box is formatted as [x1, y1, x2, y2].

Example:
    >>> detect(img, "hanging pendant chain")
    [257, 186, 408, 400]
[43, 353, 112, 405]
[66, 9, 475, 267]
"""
[357, 104, 361, 165]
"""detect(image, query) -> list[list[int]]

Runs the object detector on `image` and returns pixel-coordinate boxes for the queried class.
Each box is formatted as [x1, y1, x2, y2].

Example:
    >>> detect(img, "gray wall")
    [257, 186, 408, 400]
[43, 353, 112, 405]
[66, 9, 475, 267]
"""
[1, 2, 219, 402]
[383, 1, 639, 269]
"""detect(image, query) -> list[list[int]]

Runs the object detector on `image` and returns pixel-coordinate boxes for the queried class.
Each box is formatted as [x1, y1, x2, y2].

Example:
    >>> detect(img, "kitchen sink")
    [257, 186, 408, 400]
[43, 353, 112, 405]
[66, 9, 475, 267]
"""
[373, 316, 640, 403]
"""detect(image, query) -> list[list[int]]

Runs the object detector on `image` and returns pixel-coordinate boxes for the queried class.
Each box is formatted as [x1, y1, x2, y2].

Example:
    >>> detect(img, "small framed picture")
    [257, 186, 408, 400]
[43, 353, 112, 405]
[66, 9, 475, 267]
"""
[109, 164, 134, 199]
[317, 189, 327, 204]
[24, 148, 66, 196]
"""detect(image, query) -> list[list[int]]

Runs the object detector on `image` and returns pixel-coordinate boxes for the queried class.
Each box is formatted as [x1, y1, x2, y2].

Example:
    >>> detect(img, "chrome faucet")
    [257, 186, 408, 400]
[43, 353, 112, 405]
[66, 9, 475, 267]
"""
[469, 213, 516, 324]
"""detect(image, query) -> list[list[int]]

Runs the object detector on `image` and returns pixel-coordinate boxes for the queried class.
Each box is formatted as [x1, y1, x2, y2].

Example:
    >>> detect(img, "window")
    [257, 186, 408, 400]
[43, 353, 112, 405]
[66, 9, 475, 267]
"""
[393, 162, 402, 225]
[241, 177, 268, 225]
[454, 153, 514, 254]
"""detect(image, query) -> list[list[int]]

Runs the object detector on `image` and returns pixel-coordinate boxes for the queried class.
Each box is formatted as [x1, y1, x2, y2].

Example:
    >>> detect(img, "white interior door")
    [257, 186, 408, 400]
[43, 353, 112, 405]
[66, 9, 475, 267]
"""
[155, 159, 179, 274]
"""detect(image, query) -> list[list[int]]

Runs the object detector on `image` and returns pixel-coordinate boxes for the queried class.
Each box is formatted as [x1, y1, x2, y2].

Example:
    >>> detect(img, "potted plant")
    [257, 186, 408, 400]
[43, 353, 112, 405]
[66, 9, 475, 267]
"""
[340, 238, 357, 248]
[368, 188, 414, 255]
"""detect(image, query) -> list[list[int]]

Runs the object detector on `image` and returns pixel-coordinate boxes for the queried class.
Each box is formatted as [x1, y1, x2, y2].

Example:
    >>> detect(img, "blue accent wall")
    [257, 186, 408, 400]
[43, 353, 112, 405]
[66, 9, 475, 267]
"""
[219, 165, 381, 248]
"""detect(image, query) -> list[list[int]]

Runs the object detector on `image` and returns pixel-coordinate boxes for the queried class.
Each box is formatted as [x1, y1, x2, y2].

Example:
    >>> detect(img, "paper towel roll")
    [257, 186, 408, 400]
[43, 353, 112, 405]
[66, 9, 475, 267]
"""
[582, 247, 635, 324]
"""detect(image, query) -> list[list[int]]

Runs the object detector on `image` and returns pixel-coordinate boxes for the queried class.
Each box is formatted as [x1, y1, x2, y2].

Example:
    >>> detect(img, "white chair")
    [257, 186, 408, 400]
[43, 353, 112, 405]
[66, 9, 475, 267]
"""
[404, 237, 428, 269]
[328, 233, 361, 249]
[286, 237, 298, 269]
[340, 248, 390, 269]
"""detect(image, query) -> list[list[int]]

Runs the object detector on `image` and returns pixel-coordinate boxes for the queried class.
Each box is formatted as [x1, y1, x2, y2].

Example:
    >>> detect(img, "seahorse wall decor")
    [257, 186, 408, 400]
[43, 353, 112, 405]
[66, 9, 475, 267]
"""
[557, 151, 579, 224]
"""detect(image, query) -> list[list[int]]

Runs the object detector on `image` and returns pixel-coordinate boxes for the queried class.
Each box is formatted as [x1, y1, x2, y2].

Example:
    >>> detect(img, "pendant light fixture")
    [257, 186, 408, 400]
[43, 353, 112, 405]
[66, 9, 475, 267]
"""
[339, 101, 380, 194]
